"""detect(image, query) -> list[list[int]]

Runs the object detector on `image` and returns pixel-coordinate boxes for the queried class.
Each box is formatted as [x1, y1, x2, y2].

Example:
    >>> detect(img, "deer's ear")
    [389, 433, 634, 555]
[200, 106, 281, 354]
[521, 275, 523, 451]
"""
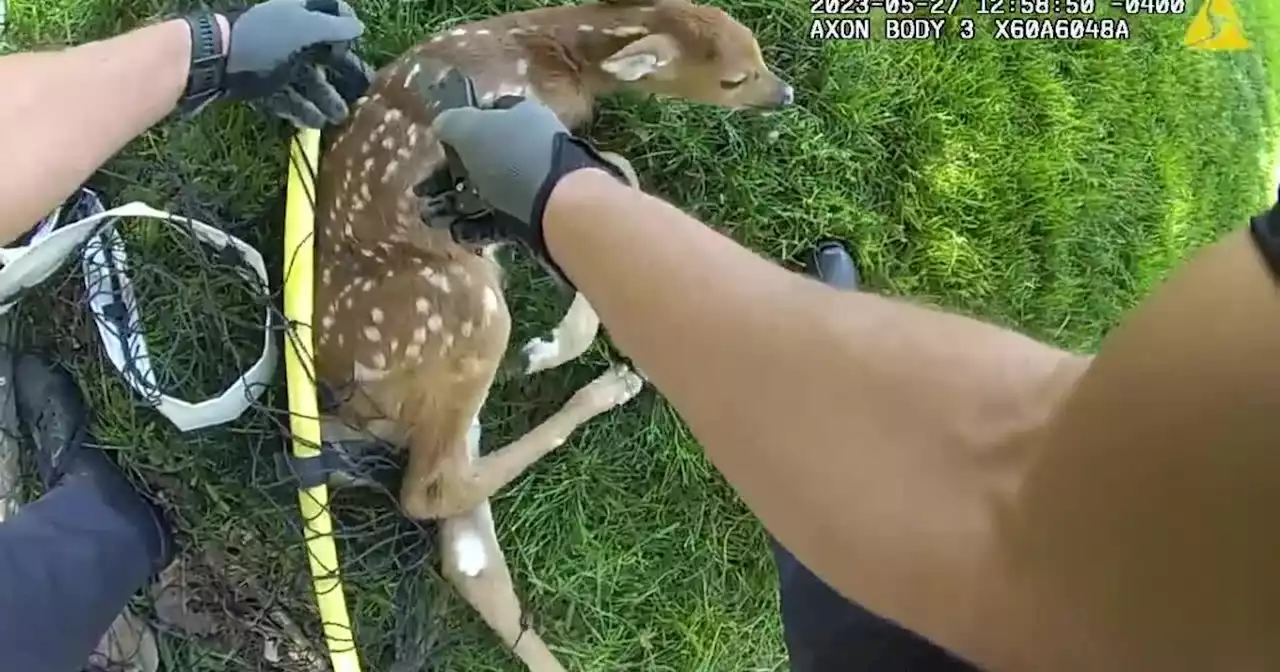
[600, 34, 681, 82]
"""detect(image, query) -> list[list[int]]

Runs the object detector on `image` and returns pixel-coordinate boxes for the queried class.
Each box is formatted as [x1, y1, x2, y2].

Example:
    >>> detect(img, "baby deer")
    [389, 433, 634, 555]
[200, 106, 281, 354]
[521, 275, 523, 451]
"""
[311, 0, 791, 668]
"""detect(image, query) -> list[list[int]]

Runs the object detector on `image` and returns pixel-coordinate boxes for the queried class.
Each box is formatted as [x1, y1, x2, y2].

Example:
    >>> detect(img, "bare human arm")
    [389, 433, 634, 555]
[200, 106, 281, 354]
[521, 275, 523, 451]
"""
[0, 0, 367, 247]
[544, 166, 1280, 671]
[0, 17, 228, 245]
[436, 96, 1280, 672]
[539, 167, 1075, 669]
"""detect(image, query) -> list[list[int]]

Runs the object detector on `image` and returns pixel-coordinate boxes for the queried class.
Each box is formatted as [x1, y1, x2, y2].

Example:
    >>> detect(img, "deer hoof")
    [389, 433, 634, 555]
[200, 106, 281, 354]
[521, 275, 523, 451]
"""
[572, 365, 644, 412]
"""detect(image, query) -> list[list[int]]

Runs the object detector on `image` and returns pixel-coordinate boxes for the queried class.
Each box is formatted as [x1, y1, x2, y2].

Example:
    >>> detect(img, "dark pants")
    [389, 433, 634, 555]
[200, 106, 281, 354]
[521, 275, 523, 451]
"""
[0, 455, 982, 672]
[772, 242, 981, 671]
[0, 473, 162, 672]
[772, 538, 982, 671]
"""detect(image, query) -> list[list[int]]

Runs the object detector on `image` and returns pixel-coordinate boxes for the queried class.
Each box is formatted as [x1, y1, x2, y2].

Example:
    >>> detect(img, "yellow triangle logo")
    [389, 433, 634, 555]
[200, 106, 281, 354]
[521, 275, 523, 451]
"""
[1183, 0, 1251, 50]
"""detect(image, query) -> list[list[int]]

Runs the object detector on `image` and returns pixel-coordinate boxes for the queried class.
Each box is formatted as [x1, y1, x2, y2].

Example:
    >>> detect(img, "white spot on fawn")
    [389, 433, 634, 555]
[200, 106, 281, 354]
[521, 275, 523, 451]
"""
[578, 24, 594, 31]
[382, 137, 395, 150]
[451, 28, 467, 36]
[516, 59, 529, 76]
[371, 351, 387, 369]
[354, 361, 390, 382]
[361, 280, 374, 291]
[364, 326, 381, 342]
[404, 63, 421, 87]
[413, 326, 428, 343]
[431, 35, 444, 43]
[605, 25, 649, 37]
[427, 274, 451, 293]
[416, 297, 431, 313]
[427, 314, 443, 332]
[386, 109, 403, 122]
[371, 308, 384, 324]
[382, 161, 399, 183]
[461, 321, 473, 337]
[475, 28, 490, 35]
[452, 532, 487, 577]
[482, 287, 499, 315]
[405, 343, 422, 359]
[321, 315, 335, 329]
[497, 83, 526, 98]
[457, 40, 468, 47]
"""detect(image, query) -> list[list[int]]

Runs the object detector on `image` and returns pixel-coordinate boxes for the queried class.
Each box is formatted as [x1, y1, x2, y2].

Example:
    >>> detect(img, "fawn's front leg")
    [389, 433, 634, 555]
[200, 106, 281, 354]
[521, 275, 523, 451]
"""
[520, 291, 601, 375]
[519, 151, 638, 377]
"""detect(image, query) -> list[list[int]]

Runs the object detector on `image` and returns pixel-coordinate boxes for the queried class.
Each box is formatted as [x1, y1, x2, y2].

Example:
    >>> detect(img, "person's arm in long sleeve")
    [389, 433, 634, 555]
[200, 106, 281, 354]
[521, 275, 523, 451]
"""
[0, 17, 227, 245]
[540, 167, 1084, 669]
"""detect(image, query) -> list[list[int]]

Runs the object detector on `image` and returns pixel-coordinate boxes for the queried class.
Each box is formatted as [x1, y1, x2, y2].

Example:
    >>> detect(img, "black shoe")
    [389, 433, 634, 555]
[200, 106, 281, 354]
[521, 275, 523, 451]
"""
[804, 239, 861, 290]
[14, 353, 109, 490]
[14, 352, 175, 571]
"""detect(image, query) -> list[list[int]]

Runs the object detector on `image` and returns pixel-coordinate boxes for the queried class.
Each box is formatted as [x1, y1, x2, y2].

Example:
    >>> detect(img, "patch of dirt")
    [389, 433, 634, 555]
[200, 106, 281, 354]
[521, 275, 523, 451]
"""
[148, 544, 329, 672]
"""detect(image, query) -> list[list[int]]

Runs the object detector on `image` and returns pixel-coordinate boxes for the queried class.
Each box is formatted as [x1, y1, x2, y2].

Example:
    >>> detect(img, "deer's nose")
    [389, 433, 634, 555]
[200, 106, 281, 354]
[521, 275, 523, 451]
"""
[778, 83, 795, 107]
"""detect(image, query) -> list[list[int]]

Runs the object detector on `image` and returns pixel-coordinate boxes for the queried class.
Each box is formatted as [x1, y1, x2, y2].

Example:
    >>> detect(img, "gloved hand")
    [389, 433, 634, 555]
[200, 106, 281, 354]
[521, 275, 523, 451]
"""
[431, 97, 632, 286]
[182, 0, 371, 128]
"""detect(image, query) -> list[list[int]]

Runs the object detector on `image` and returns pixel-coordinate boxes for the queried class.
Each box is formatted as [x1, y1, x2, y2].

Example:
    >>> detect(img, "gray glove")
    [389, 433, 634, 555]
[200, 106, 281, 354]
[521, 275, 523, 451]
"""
[184, 0, 369, 127]
[432, 98, 630, 285]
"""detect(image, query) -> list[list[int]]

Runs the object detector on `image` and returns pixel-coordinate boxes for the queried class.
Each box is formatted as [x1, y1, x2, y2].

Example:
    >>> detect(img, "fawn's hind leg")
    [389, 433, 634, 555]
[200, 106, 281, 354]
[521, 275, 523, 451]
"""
[440, 415, 566, 672]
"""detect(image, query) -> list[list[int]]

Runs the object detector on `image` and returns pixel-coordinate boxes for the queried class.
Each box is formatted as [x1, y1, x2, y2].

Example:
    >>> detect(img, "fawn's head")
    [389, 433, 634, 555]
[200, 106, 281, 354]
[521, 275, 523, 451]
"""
[591, 0, 792, 110]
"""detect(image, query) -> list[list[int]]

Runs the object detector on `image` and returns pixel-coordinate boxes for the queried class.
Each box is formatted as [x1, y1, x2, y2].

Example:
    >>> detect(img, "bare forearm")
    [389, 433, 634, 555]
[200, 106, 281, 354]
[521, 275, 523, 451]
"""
[0, 18, 220, 244]
[543, 169, 1077, 665]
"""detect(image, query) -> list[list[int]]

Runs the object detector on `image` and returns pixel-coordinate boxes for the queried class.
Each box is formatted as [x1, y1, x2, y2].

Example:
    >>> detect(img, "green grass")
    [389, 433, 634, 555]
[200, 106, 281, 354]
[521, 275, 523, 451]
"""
[5, 0, 1280, 670]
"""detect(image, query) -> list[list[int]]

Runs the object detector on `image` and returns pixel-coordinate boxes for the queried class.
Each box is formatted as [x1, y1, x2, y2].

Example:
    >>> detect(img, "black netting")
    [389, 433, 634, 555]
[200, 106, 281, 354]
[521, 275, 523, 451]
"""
[8, 111, 465, 669]
[0, 57, 494, 669]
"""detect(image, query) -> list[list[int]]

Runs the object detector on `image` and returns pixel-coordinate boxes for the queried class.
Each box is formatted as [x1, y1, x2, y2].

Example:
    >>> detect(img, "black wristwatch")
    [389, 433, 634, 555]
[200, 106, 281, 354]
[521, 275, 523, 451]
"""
[176, 11, 227, 116]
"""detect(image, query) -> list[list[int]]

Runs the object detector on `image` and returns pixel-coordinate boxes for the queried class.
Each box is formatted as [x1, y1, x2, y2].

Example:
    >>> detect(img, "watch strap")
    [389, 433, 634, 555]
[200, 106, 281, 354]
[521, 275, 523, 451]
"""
[177, 11, 226, 116]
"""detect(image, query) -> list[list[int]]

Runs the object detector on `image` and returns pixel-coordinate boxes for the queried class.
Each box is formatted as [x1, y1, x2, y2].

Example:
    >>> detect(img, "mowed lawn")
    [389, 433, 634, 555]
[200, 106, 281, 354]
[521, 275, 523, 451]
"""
[5, 0, 1280, 670]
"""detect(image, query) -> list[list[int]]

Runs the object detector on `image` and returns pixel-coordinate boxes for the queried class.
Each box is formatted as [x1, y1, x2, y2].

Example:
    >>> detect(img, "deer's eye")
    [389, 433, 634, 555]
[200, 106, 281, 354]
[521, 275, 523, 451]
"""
[720, 75, 749, 90]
